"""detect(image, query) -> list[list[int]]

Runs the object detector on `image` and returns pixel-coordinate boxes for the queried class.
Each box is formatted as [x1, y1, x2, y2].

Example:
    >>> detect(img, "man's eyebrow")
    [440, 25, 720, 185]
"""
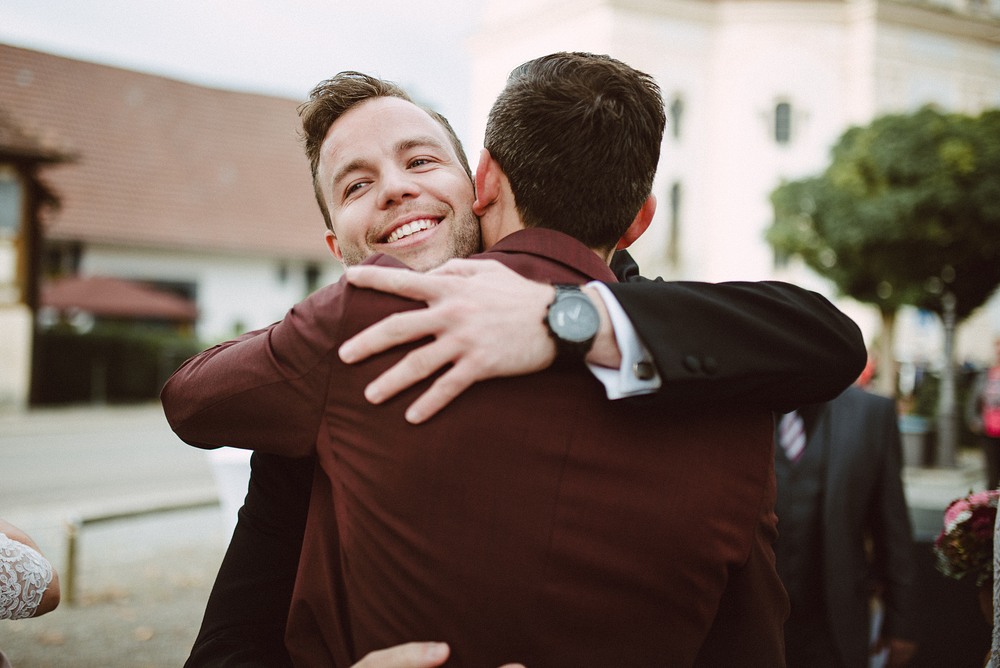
[331, 157, 373, 192]
[395, 136, 450, 156]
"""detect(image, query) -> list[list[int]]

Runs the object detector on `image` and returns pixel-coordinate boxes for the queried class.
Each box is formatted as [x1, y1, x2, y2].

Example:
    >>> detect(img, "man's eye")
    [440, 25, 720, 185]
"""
[345, 182, 367, 196]
[409, 158, 432, 168]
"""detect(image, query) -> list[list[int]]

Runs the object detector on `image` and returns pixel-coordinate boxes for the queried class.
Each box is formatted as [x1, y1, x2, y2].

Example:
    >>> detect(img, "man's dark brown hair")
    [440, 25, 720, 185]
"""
[298, 71, 472, 231]
[484, 52, 665, 252]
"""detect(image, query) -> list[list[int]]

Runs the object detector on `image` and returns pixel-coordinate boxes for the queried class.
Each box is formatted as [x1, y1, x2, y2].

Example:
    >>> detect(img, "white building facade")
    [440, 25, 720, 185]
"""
[466, 0, 1000, 365]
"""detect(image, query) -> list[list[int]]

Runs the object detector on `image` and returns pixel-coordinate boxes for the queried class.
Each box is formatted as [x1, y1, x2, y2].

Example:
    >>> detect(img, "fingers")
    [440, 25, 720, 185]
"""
[345, 266, 445, 302]
[342, 258, 545, 422]
[362, 341, 459, 407]
[400, 365, 479, 424]
[340, 310, 442, 365]
[352, 642, 450, 668]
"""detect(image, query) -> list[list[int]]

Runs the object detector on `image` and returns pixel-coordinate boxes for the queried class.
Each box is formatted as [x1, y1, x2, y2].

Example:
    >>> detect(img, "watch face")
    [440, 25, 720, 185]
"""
[550, 292, 600, 343]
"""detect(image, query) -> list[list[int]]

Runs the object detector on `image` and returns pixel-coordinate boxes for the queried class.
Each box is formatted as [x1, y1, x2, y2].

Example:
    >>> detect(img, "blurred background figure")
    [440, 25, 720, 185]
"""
[1, 517, 60, 668]
[775, 386, 919, 667]
[965, 336, 1000, 490]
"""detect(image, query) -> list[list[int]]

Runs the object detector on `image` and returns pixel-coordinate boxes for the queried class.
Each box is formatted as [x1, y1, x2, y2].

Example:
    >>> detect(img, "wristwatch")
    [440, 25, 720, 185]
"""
[544, 285, 600, 361]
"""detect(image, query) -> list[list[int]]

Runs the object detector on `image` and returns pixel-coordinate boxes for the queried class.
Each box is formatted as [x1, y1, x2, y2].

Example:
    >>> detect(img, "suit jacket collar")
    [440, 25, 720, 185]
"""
[798, 402, 828, 442]
[484, 228, 618, 283]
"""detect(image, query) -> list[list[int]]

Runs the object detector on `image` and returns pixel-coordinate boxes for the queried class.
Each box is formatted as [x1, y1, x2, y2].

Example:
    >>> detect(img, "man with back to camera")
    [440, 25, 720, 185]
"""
[164, 53, 868, 668]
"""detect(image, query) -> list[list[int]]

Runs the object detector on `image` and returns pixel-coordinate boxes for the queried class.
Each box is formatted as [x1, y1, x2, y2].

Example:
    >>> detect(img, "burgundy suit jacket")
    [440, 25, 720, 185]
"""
[163, 228, 788, 667]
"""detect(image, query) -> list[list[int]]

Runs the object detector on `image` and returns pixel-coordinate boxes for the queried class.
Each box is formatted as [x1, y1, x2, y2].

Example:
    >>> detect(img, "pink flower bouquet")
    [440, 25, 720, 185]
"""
[934, 489, 1000, 587]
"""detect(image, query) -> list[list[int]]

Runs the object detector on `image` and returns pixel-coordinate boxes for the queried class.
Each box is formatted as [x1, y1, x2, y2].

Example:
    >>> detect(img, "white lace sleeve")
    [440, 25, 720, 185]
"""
[0, 532, 53, 620]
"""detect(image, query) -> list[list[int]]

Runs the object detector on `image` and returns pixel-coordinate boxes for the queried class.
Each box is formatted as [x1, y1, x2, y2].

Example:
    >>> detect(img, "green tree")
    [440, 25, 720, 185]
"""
[767, 106, 1000, 465]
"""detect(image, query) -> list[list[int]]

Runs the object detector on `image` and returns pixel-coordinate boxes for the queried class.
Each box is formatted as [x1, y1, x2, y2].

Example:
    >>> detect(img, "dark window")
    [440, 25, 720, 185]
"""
[42, 241, 82, 278]
[775, 102, 792, 144]
[773, 246, 791, 270]
[669, 96, 684, 140]
[668, 181, 682, 266]
[147, 279, 197, 302]
[305, 263, 322, 294]
[0, 174, 22, 237]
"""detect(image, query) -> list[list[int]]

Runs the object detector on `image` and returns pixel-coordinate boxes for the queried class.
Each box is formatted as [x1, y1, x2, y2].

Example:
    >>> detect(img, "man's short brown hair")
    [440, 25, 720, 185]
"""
[299, 71, 472, 231]
[484, 52, 665, 252]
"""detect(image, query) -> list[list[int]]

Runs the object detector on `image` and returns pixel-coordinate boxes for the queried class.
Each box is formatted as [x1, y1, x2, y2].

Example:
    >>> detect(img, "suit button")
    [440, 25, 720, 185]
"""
[703, 356, 718, 375]
[683, 355, 701, 373]
[633, 360, 656, 381]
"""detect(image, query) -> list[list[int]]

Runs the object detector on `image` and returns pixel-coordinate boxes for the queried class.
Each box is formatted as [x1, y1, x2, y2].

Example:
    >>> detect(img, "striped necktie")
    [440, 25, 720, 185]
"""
[779, 410, 807, 462]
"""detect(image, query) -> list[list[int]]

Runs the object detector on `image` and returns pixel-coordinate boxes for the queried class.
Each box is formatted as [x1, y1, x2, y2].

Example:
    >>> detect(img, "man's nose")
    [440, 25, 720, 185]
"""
[376, 167, 419, 207]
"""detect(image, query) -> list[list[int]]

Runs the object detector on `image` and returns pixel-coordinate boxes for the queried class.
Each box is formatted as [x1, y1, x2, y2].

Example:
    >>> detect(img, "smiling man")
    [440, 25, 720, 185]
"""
[310, 87, 480, 271]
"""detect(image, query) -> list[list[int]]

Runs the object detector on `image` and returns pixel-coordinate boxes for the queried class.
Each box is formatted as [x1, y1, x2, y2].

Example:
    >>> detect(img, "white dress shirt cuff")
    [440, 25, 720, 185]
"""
[585, 281, 662, 400]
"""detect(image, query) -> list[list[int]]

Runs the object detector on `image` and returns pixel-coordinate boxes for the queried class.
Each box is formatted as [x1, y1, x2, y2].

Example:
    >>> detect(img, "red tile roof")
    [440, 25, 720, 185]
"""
[0, 105, 71, 163]
[0, 43, 330, 262]
[41, 275, 198, 321]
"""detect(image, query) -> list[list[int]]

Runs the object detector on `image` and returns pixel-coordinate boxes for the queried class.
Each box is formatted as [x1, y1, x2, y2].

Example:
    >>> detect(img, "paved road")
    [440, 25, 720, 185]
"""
[2, 403, 217, 518]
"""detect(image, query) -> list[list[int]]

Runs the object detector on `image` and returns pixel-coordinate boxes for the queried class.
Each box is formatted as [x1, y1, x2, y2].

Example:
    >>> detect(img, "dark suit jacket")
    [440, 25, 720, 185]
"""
[775, 387, 918, 666]
[164, 229, 789, 667]
[606, 260, 864, 413]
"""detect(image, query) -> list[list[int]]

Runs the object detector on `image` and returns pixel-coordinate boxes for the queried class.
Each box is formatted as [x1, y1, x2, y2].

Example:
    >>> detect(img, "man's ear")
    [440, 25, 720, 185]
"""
[616, 195, 656, 250]
[473, 149, 501, 216]
[324, 230, 344, 261]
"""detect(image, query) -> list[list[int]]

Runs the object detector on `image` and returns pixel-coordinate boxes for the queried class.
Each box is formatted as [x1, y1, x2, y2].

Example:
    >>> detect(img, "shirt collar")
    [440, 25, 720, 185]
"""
[483, 228, 617, 283]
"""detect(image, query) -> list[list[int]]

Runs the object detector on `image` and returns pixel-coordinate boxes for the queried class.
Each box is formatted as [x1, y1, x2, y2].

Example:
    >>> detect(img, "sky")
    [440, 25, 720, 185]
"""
[0, 0, 487, 146]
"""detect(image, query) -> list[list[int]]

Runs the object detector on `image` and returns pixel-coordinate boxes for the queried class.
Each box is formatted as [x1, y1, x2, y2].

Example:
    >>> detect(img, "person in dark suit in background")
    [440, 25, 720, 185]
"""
[175, 60, 867, 665]
[775, 386, 919, 667]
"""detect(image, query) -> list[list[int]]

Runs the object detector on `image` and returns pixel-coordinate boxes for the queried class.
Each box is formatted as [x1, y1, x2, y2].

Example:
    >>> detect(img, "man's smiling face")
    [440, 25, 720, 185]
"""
[318, 96, 480, 271]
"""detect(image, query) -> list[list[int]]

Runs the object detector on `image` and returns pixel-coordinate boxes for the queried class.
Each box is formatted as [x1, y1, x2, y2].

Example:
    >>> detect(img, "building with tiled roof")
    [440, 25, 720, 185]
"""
[1, 42, 328, 261]
[0, 42, 341, 339]
[0, 43, 344, 406]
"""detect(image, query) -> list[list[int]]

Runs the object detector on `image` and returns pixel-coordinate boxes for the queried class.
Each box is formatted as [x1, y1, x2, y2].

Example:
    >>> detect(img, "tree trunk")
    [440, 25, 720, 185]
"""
[874, 308, 896, 398]
[936, 292, 958, 468]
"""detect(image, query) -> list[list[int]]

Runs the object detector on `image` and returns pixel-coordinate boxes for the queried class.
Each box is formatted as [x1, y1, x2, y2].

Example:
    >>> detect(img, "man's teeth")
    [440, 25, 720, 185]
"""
[386, 219, 436, 244]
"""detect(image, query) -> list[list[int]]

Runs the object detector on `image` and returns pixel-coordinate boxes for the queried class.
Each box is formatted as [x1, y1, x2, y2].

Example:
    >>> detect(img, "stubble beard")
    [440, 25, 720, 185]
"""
[338, 209, 482, 272]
